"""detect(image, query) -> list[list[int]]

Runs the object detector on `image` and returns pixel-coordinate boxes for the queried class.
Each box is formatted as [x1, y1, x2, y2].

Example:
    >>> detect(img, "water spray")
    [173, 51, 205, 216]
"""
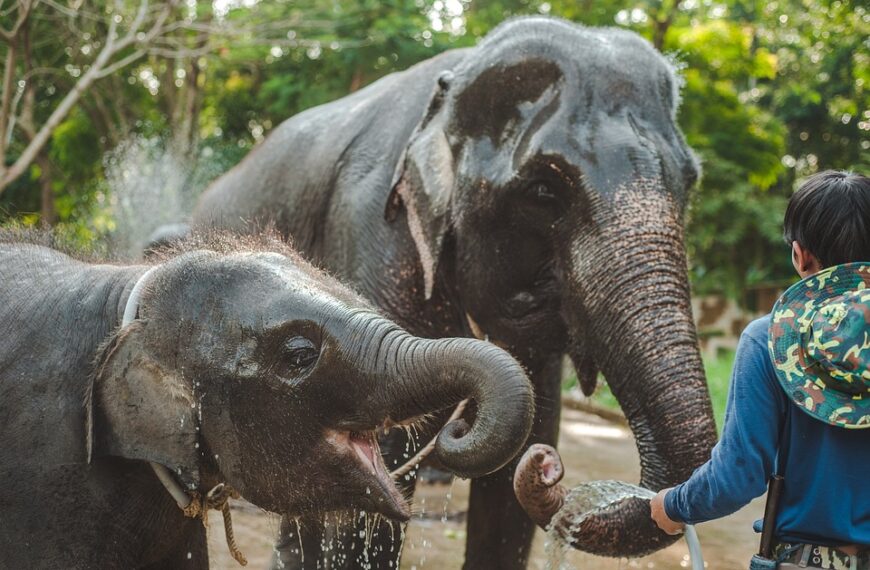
[549, 481, 705, 569]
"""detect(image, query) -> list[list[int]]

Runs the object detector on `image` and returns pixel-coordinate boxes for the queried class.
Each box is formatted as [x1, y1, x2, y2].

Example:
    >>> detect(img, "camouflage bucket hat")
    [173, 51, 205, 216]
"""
[769, 262, 870, 429]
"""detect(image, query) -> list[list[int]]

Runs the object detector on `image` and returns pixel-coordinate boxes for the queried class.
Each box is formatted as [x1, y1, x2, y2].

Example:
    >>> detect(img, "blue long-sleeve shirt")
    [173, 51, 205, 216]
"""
[665, 315, 870, 546]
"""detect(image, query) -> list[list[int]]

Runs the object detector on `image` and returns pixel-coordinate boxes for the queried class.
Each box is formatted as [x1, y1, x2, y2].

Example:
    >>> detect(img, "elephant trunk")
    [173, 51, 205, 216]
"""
[557, 186, 717, 557]
[513, 444, 568, 528]
[350, 316, 535, 480]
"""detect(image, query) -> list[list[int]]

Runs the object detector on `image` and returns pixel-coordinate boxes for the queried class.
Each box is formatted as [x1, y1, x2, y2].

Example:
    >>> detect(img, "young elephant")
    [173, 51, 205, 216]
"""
[0, 234, 534, 569]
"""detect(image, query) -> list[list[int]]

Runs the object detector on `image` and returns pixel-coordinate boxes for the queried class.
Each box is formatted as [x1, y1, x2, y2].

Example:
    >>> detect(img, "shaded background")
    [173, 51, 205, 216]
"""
[1, 0, 867, 298]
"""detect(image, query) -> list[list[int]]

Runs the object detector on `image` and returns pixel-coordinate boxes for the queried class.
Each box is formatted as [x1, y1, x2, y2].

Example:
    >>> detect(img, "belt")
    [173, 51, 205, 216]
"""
[775, 543, 870, 569]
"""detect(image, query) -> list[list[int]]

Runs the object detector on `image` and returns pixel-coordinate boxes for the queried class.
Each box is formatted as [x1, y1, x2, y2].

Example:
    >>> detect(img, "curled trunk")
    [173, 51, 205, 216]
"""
[350, 316, 536, 480]
[554, 187, 717, 557]
[515, 445, 663, 555]
[513, 444, 568, 528]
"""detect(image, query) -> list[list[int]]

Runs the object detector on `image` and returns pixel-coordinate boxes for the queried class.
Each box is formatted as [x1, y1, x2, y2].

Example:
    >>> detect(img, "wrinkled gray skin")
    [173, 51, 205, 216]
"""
[0, 238, 533, 569]
[514, 444, 665, 558]
[192, 16, 717, 569]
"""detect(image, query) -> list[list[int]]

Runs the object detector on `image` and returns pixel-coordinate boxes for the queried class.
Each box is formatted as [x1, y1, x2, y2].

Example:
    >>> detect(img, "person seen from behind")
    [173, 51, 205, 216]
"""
[650, 170, 870, 569]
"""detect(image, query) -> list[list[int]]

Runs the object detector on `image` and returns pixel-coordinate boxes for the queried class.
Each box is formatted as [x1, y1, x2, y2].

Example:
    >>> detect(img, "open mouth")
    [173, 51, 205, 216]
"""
[349, 431, 385, 477]
[325, 428, 411, 521]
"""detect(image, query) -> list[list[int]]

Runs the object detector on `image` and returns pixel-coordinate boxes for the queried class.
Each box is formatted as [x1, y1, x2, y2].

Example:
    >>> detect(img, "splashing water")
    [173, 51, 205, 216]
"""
[416, 496, 428, 568]
[440, 478, 455, 524]
[543, 481, 656, 570]
[293, 517, 305, 564]
[102, 136, 231, 259]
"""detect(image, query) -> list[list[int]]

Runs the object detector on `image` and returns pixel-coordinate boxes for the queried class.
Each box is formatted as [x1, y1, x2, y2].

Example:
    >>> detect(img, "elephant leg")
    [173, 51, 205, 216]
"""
[272, 424, 427, 570]
[142, 521, 208, 570]
[462, 356, 562, 570]
[272, 513, 330, 569]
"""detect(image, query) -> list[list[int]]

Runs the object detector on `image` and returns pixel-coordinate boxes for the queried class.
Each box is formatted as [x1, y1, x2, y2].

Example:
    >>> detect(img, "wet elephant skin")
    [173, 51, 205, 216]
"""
[192, 15, 718, 570]
[515, 444, 672, 557]
[0, 235, 532, 569]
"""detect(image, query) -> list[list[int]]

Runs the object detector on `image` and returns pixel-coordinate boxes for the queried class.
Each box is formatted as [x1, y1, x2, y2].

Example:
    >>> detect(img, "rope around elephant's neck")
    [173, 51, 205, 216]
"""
[390, 399, 469, 480]
[122, 266, 247, 567]
[183, 484, 248, 566]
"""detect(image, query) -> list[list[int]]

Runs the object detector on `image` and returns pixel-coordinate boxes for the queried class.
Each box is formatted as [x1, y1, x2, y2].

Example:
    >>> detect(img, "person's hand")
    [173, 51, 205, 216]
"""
[650, 488, 685, 535]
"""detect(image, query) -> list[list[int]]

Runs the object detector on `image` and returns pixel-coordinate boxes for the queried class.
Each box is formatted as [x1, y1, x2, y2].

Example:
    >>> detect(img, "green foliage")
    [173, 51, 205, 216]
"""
[50, 110, 103, 184]
[703, 349, 737, 432]
[1, 0, 866, 300]
[203, 0, 459, 144]
[567, 349, 735, 433]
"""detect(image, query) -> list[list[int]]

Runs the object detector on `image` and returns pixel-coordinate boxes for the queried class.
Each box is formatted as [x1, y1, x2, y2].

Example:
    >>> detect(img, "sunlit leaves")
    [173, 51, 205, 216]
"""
[1, 0, 865, 300]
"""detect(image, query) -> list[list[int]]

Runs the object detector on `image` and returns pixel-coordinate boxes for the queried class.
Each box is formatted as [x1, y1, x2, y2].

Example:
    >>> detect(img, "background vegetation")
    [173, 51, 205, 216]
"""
[1, 0, 867, 297]
[567, 350, 736, 431]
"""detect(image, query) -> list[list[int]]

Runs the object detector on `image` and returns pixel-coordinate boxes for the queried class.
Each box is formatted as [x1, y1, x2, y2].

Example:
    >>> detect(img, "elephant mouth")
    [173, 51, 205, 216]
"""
[349, 430, 385, 477]
[325, 428, 411, 521]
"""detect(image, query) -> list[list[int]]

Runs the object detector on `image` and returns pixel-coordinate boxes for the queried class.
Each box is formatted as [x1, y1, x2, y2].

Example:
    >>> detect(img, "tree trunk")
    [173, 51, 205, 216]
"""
[652, 0, 677, 51]
[349, 69, 364, 92]
[37, 152, 55, 226]
[175, 57, 202, 158]
[0, 42, 17, 169]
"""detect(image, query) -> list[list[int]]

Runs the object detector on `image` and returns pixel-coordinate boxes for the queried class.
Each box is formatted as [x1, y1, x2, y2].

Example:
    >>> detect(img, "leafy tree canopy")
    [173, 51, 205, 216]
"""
[1, 0, 866, 299]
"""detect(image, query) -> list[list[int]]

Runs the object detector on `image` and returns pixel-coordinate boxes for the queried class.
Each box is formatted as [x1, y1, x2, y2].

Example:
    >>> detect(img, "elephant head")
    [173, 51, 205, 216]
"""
[388, 17, 716, 554]
[90, 238, 534, 522]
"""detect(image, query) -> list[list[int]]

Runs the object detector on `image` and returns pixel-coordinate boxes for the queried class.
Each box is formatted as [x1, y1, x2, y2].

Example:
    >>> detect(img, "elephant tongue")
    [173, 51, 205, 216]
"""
[349, 430, 411, 520]
[350, 432, 378, 469]
[325, 428, 410, 519]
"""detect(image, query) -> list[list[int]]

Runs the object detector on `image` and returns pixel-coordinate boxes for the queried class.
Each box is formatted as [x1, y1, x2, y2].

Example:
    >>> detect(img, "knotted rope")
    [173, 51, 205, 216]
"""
[390, 399, 469, 480]
[182, 483, 248, 567]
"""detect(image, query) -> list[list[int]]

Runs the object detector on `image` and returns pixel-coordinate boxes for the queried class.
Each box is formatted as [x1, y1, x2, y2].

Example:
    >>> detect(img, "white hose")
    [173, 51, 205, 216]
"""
[684, 524, 704, 570]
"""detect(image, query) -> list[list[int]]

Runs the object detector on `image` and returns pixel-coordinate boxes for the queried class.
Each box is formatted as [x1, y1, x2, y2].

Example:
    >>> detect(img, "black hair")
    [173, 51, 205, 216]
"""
[783, 170, 870, 267]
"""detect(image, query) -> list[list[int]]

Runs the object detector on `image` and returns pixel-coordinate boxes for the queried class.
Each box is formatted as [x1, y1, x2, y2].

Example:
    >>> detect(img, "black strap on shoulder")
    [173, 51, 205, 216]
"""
[758, 399, 793, 558]
[775, 399, 793, 476]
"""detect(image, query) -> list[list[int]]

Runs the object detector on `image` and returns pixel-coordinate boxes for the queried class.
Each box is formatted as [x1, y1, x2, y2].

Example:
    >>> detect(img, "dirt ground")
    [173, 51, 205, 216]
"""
[208, 408, 763, 569]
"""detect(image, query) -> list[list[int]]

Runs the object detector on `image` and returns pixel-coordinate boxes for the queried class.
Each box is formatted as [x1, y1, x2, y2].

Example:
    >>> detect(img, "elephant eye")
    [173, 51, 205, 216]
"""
[281, 336, 319, 372]
[529, 182, 558, 204]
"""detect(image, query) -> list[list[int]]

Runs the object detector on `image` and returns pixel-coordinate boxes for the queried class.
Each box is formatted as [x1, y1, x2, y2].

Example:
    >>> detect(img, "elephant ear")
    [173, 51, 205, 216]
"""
[451, 58, 564, 144]
[89, 322, 200, 489]
[386, 72, 456, 300]
[569, 333, 601, 398]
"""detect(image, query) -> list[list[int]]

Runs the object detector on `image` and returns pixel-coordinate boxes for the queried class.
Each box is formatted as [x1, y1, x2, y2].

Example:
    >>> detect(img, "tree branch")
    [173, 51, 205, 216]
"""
[0, 0, 183, 193]
[0, 41, 17, 168]
[0, 0, 36, 44]
[94, 48, 146, 78]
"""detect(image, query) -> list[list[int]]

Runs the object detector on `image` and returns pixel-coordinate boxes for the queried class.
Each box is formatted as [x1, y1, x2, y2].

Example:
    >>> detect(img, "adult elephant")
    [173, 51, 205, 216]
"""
[192, 16, 718, 569]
